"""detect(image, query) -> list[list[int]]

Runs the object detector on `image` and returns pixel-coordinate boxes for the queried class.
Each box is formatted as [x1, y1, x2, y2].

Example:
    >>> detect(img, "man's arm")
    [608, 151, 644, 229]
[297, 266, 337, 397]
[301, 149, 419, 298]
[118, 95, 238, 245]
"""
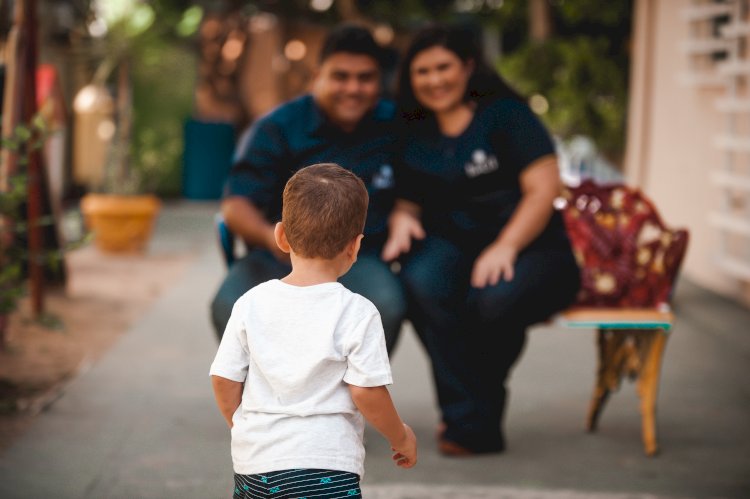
[211, 375, 243, 428]
[221, 196, 286, 261]
[222, 116, 292, 262]
[349, 385, 417, 468]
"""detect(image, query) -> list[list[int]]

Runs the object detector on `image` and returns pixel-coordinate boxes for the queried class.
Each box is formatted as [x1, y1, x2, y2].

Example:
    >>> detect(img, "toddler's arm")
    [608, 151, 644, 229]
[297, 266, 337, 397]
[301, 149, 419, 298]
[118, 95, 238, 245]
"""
[211, 375, 243, 428]
[348, 385, 417, 468]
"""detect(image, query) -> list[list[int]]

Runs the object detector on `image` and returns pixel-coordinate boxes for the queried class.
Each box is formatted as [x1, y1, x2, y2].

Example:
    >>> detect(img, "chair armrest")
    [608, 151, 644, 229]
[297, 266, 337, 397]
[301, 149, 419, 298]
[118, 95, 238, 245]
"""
[215, 213, 236, 268]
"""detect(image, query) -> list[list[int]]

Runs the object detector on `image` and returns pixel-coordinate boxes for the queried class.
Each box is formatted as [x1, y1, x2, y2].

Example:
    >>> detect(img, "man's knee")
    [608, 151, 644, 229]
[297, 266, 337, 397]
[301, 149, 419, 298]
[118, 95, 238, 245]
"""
[357, 277, 406, 337]
[210, 292, 234, 340]
[375, 290, 406, 339]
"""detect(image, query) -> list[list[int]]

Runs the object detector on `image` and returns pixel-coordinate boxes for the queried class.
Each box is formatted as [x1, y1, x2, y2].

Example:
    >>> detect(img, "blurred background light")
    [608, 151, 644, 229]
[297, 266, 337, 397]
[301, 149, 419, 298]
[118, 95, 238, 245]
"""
[87, 18, 107, 37]
[222, 37, 245, 61]
[310, 0, 335, 12]
[529, 93, 549, 115]
[249, 12, 277, 33]
[373, 24, 394, 46]
[284, 39, 307, 61]
[97, 120, 116, 141]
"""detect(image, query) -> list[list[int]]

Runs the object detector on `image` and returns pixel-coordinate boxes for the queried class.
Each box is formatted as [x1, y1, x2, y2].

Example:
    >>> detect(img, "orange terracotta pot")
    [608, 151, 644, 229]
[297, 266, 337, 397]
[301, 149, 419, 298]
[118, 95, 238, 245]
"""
[80, 194, 161, 253]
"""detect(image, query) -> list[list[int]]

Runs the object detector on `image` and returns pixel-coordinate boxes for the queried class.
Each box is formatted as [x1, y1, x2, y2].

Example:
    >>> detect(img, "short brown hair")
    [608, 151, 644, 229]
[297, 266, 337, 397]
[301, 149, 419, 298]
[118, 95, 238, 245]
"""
[282, 163, 369, 259]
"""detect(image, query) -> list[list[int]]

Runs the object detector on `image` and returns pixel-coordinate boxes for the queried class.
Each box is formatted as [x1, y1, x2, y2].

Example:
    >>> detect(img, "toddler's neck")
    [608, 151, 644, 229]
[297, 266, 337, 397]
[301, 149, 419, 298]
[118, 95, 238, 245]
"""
[281, 254, 346, 287]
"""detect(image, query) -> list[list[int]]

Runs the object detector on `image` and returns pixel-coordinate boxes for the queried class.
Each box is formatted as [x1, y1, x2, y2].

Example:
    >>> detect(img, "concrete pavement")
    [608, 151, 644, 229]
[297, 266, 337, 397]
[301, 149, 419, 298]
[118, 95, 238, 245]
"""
[0, 201, 747, 498]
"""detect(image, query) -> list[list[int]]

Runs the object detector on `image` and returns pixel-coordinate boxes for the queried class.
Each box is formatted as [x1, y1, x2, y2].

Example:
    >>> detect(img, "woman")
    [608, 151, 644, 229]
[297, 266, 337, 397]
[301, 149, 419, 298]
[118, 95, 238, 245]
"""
[383, 25, 580, 454]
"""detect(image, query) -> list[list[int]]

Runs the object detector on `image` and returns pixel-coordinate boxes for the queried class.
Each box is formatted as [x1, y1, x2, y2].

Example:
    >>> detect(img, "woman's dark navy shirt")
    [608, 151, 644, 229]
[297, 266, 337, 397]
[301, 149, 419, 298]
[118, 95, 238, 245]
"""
[225, 94, 397, 249]
[397, 97, 568, 250]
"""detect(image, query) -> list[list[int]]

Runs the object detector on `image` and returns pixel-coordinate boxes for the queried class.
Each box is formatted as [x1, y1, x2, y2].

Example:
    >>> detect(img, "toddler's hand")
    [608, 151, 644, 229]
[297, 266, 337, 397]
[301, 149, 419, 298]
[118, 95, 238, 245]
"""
[390, 423, 417, 468]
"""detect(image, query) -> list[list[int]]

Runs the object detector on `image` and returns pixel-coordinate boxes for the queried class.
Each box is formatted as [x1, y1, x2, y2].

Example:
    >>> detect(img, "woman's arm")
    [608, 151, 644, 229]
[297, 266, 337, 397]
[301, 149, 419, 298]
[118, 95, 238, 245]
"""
[211, 375, 244, 428]
[381, 199, 426, 261]
[471, 154, 561, 288]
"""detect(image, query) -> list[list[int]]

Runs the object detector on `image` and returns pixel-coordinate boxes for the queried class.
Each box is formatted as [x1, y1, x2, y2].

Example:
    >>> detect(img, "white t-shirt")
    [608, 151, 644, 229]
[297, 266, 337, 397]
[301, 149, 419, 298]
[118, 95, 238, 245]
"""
[209, 279, 393, 478]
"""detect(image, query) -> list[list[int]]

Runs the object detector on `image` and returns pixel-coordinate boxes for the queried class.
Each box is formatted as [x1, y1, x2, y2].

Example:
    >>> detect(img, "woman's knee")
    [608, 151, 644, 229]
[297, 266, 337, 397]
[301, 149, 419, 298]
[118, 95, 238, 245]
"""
[470, 284, 522, 325]
[401, 236, 465, 286]
[401, 259, 466, 307]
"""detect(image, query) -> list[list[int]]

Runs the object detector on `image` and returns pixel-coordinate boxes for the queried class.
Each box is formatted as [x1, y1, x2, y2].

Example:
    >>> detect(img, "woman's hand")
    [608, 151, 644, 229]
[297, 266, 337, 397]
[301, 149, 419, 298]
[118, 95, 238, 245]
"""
[382, 204, 426, 261]
[471, 241, 518, 288]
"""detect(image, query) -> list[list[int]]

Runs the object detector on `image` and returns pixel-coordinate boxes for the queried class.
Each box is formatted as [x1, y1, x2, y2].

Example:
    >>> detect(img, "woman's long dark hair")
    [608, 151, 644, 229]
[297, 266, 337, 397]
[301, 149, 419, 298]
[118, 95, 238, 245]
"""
[397, 24, 524, 124]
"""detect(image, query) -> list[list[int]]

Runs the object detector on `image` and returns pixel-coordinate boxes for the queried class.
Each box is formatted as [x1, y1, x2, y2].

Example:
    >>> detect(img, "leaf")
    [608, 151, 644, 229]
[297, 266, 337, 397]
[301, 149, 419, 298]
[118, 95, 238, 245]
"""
[13, 125, 31, 141]
[32, 113, 48, 133]
[1, 137, 18, 150]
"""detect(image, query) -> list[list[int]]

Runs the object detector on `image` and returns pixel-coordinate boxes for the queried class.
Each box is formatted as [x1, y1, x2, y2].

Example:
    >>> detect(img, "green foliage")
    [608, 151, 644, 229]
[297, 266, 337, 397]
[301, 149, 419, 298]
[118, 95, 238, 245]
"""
[0, 263, 25, 315]
[0, 119, 87, 317]
[555, 1, 632, 26]
[0, 173, 28, 315]
[358, 0, 457, 26]
[499, 36, 628, 161]
[0, 119, 44, 315]
[131, 37, 196, 197]
[90, 1, 200, 196]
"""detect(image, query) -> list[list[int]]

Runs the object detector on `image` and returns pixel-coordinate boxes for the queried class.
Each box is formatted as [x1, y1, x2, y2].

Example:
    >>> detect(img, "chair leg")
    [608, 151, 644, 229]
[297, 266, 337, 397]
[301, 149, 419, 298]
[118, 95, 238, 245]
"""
[587, 330, 615, 432]
[586, 385, 610, 432]
[636, 331, 668, 456]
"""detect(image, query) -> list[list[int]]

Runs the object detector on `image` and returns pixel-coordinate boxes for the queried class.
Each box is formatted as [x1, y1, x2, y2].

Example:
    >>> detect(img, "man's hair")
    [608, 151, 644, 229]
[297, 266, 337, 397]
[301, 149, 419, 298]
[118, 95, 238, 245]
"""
[319, 24, 383, 66]
[282, 163, 369, 259]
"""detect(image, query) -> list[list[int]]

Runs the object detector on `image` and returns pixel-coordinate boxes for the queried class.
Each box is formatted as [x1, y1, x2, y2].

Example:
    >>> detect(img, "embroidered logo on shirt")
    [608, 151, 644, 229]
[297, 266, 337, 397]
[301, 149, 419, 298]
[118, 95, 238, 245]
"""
[372, 164, 394, 189]
[464, 149, 499, 178]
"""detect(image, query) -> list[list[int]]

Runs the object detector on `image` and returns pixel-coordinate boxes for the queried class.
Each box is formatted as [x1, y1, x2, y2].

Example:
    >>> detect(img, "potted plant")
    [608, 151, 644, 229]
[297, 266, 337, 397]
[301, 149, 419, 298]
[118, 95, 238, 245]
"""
[76, 2, 200, 252]
[76, 3, 163, 253]
[77, 71, 161, 253]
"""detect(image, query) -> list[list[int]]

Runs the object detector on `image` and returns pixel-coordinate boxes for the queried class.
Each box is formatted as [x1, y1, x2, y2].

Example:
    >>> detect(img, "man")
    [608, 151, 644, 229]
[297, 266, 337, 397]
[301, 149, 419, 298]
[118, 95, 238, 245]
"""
[211, 25, 405, 351]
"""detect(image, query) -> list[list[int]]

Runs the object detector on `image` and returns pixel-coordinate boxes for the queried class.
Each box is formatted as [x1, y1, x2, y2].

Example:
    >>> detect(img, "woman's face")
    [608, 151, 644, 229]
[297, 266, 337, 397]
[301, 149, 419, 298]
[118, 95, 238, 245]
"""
[409, 45, 474, 114]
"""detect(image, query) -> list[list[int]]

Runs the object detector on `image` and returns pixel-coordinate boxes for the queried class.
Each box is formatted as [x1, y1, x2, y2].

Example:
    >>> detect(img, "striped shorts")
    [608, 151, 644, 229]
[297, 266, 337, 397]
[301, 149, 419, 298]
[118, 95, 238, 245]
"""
[233, 469, 362, 499]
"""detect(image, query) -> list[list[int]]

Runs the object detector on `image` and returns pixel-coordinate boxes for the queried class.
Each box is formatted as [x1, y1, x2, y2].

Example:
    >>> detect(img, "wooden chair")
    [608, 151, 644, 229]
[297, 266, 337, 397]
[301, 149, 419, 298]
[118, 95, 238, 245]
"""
[556, 180, 689, 456]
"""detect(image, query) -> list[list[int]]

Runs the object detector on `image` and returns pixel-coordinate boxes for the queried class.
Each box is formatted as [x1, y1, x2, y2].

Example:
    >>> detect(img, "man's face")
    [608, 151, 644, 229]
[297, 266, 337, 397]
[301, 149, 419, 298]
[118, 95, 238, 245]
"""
[312, 52, 381, 132]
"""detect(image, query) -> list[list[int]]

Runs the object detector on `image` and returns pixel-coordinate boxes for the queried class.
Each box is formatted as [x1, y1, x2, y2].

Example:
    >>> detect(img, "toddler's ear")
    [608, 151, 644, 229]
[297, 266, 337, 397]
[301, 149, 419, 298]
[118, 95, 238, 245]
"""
[274, 222, 291, 253]
[348, 234, 364, 261]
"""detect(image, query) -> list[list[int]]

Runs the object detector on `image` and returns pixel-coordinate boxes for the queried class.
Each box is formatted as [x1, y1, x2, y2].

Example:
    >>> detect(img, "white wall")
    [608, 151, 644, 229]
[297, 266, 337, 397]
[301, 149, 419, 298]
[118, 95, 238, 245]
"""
[625, 0, 747, 302]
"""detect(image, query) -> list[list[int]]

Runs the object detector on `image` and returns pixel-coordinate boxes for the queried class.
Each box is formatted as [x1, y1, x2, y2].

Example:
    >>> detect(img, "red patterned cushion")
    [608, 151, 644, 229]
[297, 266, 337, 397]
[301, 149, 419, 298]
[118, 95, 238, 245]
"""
[560, 180, 689, 308]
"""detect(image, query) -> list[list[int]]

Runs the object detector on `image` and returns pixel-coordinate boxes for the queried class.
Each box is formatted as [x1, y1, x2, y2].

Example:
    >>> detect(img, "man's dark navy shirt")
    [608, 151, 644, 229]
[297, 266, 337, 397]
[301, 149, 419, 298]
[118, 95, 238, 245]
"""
[225, 94, 397, 250]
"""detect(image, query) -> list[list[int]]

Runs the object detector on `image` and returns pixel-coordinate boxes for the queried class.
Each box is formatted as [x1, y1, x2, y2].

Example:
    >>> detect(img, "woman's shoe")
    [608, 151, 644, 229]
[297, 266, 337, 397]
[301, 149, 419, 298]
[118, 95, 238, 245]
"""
[437, 436, 477, 456]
